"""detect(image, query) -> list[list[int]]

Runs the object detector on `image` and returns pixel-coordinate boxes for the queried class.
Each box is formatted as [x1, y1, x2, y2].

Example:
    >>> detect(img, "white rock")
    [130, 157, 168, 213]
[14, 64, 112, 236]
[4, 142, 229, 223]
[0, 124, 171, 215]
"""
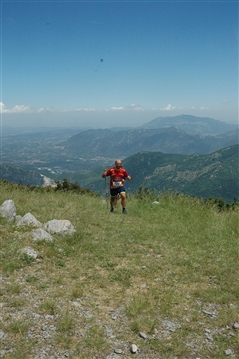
[32, 228, 53, 242]
[139, 331, 147, 339]
[114, 349, 123, 354]
[152, 201, 159, 204]
[19, 246, 38, 259]
[44, 219, 76, 235]
[0, 200, 16, 222]
[130, 344, 137, 353]
[17, 213, 42, 227]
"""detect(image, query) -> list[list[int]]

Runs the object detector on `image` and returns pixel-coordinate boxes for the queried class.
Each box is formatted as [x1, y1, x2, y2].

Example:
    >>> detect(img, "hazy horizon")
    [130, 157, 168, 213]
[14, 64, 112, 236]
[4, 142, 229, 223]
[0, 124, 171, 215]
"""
[2, 113, 238, 132]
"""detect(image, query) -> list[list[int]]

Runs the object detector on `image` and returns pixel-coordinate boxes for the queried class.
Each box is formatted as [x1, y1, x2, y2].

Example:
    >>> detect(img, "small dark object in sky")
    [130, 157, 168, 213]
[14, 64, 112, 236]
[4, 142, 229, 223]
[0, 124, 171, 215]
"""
[100, 58, 103, 62]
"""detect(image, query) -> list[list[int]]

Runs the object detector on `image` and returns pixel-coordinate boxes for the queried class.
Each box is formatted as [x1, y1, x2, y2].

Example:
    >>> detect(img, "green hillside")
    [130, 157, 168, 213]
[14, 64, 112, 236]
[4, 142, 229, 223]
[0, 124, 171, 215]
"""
[83, 145, 239, 203]
[0, 163, 44, 186]
[0, 182, 238, 358]
[123, 144, 239, 203]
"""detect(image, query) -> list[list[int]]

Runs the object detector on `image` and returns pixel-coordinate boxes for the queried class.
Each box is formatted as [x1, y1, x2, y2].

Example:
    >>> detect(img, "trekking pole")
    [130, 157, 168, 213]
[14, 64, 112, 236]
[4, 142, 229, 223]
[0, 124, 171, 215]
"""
[105, 171, 109, 208]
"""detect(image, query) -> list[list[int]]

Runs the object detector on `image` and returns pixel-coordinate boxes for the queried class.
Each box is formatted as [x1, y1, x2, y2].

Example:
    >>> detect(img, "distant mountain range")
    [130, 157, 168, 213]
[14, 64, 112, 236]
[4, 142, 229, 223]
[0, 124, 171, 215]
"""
[58, 115, 237, 160]
[62, 126, 238, 159]
[3, 115, 238, 175]
[139, 114, 238, 135]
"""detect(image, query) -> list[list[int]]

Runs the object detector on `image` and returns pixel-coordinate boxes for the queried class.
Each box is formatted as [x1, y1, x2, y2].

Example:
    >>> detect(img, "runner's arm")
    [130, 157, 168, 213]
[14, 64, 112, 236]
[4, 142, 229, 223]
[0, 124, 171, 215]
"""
[102, 169, 107, 178]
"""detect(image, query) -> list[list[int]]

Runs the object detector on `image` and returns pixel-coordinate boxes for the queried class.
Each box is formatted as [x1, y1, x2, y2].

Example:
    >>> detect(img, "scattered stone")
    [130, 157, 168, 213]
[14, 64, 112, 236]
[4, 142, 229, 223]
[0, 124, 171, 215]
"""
[114, 348, 123, 354]
[32, 228, 53, 242]
[44, 219, 76, 236]
[161, 319, 181, 332]
[17, 213, 42, 227]
[18, 246, 38, 259]
[0, 330, 8, 340]
[232, 322, 239, 329]
[0, 199, 16, 222]
[72, 302, 83, 309]
[130, 344, 137, 353]
[224, 349, 232, 356]
[139, 331, 147, 339]
[152, 201, 159, 204]
[202, 310, 217, 318]
[142, 265, 146, 269]
[0, 349, 13, 357]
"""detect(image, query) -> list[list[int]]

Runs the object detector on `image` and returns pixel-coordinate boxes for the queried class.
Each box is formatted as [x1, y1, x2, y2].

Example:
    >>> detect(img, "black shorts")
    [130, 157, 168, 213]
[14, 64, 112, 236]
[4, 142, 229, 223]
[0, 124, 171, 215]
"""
[110, 186, 126, 197]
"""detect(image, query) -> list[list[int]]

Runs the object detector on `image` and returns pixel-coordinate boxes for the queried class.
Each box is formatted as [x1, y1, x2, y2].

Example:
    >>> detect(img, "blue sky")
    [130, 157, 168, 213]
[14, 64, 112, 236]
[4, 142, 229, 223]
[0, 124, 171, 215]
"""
[1, 0, 238, 128]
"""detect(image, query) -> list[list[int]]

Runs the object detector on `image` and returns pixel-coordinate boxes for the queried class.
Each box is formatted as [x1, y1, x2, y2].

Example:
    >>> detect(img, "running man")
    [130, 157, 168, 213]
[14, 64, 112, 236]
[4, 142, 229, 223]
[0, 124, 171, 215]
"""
[102, 159, 132, 214]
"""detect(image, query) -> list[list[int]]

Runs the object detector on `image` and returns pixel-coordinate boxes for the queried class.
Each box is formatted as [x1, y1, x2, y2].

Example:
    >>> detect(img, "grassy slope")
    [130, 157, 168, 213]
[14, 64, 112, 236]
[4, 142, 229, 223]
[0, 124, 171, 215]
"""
[0, 184, 238, 358]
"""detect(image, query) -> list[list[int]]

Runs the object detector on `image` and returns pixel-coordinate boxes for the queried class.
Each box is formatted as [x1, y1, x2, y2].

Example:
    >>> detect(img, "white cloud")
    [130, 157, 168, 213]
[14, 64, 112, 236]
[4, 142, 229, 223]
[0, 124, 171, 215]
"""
[13, 105, 32, 113]
[1, 102, 212, 121]
[37, 107, 54, 113]
[75, 108, 96, 112]
[129, 103, 144, 111]
[106, 104, 145, 112]
[37, 108, 45, 113]
[0, 102, 32, 113]
[110, 106, 124, 111]
[160, 104, 209, 112]
[160, 104, 178, 111]
[0, 102, 5, 112]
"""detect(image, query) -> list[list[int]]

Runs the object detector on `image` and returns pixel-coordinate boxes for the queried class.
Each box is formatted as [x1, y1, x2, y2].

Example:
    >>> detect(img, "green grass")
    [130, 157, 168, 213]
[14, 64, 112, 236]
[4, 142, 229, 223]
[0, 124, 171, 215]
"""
[0, 182, 238, 358]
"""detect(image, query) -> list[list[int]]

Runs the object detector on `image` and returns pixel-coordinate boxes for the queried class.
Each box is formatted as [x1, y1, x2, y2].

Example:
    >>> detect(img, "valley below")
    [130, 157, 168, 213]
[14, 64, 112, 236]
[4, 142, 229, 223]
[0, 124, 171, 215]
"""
[1, 115, 238, 203]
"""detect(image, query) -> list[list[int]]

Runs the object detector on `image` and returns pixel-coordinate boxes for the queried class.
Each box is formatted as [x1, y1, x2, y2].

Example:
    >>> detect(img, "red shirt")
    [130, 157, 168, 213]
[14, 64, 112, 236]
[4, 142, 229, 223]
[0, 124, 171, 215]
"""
[106, 167, 129, 188]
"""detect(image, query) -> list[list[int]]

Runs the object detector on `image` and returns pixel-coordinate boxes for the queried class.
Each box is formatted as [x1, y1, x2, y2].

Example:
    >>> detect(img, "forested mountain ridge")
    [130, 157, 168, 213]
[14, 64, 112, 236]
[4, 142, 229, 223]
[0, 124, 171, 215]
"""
[87, 144, 239, 203]
[63, 127, 238, 159]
